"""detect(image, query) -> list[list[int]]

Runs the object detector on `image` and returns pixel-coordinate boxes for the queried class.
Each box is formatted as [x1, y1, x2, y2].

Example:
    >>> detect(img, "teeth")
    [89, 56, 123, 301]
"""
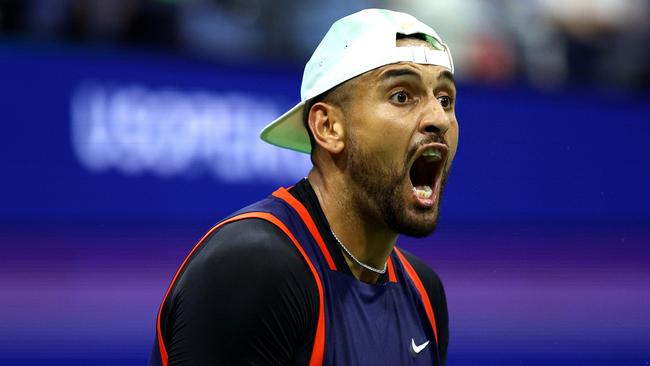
[422, 148, 442, 161]
[414, 186, 433, 199]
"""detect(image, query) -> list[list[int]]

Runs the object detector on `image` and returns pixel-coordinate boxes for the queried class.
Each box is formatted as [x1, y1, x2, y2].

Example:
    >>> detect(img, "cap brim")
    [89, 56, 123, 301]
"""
[259, 100, 311, 154]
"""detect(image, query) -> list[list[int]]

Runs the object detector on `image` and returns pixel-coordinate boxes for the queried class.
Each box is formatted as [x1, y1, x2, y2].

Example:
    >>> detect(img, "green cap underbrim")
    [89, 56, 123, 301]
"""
[259, 100, 311, 154]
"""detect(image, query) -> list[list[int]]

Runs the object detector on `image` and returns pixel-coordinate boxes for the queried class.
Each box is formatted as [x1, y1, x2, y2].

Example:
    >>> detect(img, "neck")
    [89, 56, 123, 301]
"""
[307, 168, 397, 284]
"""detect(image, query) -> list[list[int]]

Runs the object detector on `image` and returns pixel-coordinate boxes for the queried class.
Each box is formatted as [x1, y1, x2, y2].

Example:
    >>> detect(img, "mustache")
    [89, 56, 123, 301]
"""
[405, 135, 447, 165]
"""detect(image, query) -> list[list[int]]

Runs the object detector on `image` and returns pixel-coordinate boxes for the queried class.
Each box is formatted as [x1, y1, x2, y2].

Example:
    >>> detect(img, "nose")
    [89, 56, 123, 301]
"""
[419, 97, 450, 136]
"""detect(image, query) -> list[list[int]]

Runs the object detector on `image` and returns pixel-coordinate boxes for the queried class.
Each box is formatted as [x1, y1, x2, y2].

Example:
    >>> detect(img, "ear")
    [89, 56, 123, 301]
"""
[307, 102, 345, 154]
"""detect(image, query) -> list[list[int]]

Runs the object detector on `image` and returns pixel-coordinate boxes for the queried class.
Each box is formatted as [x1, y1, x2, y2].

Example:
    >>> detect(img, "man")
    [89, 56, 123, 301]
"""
[150, 8, 457, 366]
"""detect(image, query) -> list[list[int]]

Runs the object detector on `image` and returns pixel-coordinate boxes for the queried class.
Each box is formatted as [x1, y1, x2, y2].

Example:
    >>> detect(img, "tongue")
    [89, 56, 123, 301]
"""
[414, 185, 433, 199]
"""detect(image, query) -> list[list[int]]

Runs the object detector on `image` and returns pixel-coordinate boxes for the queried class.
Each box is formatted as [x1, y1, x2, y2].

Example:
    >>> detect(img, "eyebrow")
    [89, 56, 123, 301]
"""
[379, 68, 422, 82]
[438, 70, 456, 87]
[378, 67, 456, 88]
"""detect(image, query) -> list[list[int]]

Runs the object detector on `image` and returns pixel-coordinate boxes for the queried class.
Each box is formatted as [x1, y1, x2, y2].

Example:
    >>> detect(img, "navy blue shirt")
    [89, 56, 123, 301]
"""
[151, 179, 448, 365]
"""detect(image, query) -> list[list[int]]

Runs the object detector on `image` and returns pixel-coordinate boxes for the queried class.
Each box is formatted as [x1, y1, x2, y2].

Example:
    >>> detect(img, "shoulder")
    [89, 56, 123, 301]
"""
[398, 248, 445, 294]
[179, 217, 314, 290]
[160, 218, 319, 364]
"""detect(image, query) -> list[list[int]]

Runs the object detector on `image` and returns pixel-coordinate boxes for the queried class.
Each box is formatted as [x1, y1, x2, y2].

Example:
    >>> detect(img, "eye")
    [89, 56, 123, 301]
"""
[390, 90, 411, 104]
[437, 95, 453, 109]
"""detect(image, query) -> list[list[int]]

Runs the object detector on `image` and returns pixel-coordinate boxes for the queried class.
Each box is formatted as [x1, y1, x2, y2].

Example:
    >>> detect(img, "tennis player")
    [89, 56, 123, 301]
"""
[150, 8, 457, 365]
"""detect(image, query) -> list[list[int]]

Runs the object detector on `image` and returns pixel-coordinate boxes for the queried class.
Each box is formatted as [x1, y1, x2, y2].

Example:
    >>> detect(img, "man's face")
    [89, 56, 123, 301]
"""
[342, 39, 458, 237]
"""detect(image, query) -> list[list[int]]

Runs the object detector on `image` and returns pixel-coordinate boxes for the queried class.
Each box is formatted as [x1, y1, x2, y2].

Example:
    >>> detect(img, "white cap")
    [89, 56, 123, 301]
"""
[260, 8, 454, 154]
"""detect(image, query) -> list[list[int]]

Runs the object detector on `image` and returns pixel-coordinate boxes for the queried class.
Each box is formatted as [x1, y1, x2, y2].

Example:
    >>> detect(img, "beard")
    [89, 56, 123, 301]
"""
[346, 134, 447, 238]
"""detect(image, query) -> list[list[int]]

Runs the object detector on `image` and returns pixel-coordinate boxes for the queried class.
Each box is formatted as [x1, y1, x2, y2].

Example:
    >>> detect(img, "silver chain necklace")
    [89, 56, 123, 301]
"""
[330, 230, 387, 275]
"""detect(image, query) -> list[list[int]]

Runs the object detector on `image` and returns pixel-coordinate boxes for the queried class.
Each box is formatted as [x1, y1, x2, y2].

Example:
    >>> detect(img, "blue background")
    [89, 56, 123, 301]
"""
[1, 42, 649, 365]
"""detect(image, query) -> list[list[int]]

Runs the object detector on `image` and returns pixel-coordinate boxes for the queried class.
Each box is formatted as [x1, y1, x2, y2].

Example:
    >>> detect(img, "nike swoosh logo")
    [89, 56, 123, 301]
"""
[410, 338, 430, 355]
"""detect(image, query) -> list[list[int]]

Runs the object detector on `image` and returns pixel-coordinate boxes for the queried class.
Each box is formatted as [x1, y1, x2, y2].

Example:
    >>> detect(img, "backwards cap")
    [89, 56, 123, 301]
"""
[259, 8, 454, 154]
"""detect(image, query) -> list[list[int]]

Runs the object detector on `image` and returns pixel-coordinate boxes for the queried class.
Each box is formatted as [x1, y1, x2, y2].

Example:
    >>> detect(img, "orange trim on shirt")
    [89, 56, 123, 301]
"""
[156, 212, 326, 366]
[386, 256, 397, 283]
[394, 247, 439, 346]
[272, 187, 337, 271]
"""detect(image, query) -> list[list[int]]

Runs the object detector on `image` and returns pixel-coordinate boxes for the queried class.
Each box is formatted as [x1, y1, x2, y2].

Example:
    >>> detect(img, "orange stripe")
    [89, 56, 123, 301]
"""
[394, 247, 438, 346]
[386, 256, 397, 283]
[155, 213, 264, 365]
[155, 212, 326, 366]
[272, 187, 337, 271]
[259, 213, 326, 366]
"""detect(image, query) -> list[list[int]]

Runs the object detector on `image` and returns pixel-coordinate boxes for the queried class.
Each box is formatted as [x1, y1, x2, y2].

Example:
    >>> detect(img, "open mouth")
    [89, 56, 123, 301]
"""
[408, 144, 447, 206]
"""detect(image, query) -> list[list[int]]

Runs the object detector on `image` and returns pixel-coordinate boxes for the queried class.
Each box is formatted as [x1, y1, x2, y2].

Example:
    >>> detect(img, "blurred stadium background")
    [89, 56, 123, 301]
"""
[1, 1, 649, 365]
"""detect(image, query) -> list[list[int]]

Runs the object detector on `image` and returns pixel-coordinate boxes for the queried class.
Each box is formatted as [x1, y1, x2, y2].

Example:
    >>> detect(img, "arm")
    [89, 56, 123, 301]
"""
[160, 219, 318, 366]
